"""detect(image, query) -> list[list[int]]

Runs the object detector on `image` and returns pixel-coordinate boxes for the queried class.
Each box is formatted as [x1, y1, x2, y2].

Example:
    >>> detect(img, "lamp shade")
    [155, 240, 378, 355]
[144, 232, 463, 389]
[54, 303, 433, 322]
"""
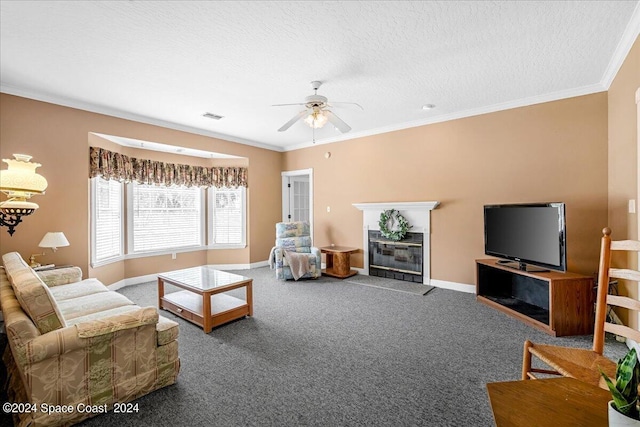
[38, 232, 70, 250]
[304, 108, 328, 129]
[0, 154, 48, 199]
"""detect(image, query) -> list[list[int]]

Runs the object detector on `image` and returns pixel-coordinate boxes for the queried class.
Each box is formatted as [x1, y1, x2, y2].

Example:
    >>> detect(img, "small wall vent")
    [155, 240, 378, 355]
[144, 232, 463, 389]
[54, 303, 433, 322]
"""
[202, 112, 224, 120]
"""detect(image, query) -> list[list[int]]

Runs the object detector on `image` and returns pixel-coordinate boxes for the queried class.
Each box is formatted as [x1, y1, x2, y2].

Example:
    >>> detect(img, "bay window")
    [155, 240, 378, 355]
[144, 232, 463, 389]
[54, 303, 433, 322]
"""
[129, 183, 204, 254]
[209, 187, 246, 248]
[91, 177, 124, 266]
[89, 146, 248, 265]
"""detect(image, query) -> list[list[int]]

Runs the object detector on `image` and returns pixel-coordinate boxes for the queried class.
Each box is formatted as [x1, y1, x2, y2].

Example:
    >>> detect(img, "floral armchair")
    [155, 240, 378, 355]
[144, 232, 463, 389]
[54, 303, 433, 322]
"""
[271, 221, 321, 280]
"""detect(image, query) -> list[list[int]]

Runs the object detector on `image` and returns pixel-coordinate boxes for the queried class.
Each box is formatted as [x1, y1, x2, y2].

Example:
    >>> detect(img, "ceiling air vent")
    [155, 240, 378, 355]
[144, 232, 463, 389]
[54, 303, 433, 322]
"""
[202, 112, 224, 120]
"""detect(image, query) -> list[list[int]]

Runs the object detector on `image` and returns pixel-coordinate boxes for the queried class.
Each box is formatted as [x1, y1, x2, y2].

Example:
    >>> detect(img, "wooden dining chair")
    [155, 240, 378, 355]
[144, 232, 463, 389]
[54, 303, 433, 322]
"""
[522, 227, 640, 389]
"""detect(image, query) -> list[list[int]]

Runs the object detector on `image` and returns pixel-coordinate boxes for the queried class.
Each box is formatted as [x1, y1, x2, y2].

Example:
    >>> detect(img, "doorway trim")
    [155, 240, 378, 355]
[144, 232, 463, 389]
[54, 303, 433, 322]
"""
[282, 168, 314, 239]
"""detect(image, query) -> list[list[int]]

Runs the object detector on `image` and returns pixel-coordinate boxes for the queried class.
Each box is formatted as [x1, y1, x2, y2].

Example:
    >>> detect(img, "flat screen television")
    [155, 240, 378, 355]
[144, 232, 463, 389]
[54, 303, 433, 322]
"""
[484, 202, 567, 272]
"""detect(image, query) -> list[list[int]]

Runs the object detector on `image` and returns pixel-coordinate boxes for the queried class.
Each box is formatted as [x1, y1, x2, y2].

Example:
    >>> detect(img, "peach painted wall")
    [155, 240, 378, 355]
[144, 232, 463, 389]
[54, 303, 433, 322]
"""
[608, 36, 640, 325]
[1, 37, 636, 294]
[0, 94, 282, 285]
[284, 93, 609, 286]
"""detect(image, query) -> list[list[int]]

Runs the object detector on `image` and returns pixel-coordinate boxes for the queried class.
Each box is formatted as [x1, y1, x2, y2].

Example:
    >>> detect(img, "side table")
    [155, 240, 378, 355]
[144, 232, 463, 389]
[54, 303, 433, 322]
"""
[320, 246, 358, 278]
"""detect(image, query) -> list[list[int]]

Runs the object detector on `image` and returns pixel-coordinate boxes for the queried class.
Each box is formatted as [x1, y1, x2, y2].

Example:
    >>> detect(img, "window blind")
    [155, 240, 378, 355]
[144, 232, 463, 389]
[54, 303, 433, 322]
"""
[211, 187, 245, 245]
[93, 177, 123, 262]
[131, 183, 202, 253]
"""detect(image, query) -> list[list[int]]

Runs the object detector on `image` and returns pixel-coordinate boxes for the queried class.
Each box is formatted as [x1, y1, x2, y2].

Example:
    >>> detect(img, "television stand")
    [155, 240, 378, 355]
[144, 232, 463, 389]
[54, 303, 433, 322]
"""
[476, 259, 594, 336]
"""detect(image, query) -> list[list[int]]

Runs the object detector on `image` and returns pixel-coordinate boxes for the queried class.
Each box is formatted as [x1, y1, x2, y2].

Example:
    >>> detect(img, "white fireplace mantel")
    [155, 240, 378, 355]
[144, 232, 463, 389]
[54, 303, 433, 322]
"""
[352, 201, 440, 212]
[352, 201, 440, 285]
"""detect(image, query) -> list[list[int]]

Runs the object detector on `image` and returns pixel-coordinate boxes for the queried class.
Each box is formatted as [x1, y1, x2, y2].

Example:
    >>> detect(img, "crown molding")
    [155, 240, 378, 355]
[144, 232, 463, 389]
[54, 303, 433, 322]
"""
[283, 83, 606, 152]
[601, 2, 640, 89]
[1, 75, 610, 154]
[0, 84, 284, 152]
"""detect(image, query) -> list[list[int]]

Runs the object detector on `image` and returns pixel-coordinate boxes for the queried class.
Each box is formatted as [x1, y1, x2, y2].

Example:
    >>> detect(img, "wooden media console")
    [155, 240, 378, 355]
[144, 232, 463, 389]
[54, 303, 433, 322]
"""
[475, 259, 594, 336]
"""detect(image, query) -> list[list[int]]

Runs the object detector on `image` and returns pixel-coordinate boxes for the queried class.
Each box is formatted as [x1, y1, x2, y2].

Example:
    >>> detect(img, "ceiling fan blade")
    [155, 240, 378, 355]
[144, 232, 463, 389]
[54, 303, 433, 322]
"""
[325, 110, 351, 133]
[278, 110, 308, 132]
[272, 103, 306, 107]
[328, 102, 364, 111]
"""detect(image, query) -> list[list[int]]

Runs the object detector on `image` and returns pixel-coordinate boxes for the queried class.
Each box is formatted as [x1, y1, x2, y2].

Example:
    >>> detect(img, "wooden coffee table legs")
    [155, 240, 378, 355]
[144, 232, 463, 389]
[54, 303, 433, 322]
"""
[158, 277, 253, 333]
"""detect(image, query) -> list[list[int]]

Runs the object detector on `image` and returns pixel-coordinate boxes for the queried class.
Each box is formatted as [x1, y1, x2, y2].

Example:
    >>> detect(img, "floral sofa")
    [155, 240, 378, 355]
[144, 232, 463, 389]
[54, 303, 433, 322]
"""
[0, 252, 180, 427]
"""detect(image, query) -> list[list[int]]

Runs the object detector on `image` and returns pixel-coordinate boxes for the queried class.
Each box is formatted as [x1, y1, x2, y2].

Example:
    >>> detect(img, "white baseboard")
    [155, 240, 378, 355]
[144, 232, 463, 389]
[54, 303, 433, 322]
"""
[105, 261, 270, 289]
[107, 281, 126, 290]
[105, 262, 475, 295]
[250, 260, 269, 269]
[352, 269, 472, 293]
[108, 273, 158, 290]
[430, 279, 475, 294]
[210, 263, 250, 271]
[214, 260, 270, 270]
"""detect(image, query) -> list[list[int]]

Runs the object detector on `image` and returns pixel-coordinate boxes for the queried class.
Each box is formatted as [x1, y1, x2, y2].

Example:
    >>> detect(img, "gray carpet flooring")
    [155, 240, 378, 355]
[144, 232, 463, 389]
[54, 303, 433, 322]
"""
[78, 267, 626, 427]
[342, 274, 435, 295]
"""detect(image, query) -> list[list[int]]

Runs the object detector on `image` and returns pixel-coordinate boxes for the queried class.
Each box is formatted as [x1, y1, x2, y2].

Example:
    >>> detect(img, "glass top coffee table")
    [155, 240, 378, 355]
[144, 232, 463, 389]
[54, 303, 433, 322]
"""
[157, 266, 253, 333]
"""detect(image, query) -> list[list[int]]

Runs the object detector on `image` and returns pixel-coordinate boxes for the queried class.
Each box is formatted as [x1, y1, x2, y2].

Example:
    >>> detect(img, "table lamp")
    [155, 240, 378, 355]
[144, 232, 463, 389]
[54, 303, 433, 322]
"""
[29, 231, 70, 267]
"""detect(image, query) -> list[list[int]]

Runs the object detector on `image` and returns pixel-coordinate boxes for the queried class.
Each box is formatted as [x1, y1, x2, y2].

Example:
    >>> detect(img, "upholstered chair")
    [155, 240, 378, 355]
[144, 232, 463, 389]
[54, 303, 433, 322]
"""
[271, 221, 321, 280]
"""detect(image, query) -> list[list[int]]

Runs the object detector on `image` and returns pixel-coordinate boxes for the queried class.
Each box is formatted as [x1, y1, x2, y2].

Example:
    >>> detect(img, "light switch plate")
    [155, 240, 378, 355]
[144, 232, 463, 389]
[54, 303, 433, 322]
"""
[629, 199, 636, 214]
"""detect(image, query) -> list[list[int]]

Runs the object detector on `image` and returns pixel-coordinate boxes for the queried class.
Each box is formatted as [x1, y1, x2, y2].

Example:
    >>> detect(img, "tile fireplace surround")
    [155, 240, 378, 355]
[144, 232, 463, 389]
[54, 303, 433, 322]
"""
[352, 201, 440, 285]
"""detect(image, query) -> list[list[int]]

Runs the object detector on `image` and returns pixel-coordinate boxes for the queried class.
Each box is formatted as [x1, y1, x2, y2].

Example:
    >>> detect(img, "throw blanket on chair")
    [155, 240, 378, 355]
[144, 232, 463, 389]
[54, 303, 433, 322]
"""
[284, 250, 311, 281]
[269, 246, 277, 269]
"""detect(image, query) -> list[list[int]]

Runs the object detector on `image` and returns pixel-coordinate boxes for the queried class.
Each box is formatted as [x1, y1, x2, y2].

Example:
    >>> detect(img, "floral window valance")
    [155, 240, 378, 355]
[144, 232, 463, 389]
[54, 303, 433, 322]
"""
[89, 146, 247, 188]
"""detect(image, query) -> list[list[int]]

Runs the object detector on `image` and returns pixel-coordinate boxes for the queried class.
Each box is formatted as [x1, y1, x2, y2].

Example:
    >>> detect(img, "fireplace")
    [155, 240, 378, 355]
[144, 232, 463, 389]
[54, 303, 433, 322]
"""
[353, 201, 440, 285]
[369, 230, 423, 283]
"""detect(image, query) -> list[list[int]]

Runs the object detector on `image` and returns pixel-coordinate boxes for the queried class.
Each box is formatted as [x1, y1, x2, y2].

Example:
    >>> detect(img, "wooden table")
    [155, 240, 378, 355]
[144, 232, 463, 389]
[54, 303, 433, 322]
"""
[320, 246, 358, 278]
[158, 266, 252, 333]
[486, 377, 611, 426]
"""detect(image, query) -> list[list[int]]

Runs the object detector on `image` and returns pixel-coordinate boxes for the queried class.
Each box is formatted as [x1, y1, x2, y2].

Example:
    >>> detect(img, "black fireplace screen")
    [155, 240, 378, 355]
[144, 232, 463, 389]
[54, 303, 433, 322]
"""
[368, 231, 423, 283]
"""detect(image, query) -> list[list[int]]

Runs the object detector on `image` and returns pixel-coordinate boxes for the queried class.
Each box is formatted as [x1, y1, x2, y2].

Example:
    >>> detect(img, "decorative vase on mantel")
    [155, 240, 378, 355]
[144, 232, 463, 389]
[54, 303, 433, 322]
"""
[609, 401, 640, 427]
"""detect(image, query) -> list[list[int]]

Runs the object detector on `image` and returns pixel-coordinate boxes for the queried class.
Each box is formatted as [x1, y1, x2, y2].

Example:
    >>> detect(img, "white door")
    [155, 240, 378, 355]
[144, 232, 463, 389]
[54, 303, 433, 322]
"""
[289, 176, 310, 222]
[281, 168, 314, 237]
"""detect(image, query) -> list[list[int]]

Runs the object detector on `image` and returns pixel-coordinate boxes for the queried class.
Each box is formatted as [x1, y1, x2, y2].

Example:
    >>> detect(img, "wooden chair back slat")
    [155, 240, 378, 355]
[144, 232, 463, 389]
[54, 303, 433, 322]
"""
[609, 268, 640, 282]
[604, 323, 640, 343]
[595, 229, 640, 353]
[610, 240, 640, 251]
[607, 294, 640, 312]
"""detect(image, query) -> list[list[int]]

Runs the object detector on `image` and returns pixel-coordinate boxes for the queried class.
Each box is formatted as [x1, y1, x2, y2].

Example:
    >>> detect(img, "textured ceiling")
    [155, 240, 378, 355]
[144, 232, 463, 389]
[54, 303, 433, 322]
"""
[1, 1, 639, 152]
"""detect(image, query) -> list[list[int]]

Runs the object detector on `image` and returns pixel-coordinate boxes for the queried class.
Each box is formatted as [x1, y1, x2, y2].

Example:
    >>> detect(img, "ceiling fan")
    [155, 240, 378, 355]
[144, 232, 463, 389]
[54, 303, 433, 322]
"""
[273, 81, 363, 134]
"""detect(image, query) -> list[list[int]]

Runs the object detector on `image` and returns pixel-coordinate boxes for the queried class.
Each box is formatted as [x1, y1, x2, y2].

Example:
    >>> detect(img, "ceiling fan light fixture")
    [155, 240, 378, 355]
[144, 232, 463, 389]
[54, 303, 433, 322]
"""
[274, 81, 357, 134]
[304, 108, 328, 129]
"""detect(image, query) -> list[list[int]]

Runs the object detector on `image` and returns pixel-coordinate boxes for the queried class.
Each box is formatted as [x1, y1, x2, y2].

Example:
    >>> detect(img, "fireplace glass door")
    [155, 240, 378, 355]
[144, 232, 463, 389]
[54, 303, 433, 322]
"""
[368, 231, 423, 283]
